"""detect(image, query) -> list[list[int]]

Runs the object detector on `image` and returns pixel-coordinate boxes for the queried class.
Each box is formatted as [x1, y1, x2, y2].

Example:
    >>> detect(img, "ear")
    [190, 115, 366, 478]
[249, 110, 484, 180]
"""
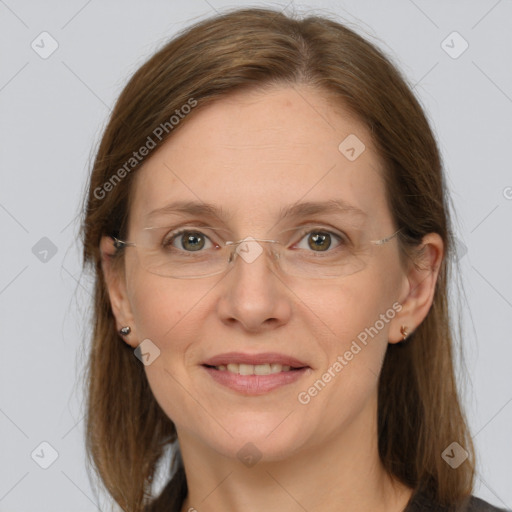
[100, 235, 139, 348]
[388, 232, 444, 344]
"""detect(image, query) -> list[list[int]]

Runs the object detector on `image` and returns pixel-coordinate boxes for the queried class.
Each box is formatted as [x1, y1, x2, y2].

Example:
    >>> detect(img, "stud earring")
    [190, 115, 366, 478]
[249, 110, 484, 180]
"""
[119, 326, 131, 336]
[400, 325, 409, 341]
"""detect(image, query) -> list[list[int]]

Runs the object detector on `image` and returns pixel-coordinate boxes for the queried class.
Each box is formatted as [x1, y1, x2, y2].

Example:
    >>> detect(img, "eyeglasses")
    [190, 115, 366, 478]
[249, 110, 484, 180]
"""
[111, 224, 402, 280]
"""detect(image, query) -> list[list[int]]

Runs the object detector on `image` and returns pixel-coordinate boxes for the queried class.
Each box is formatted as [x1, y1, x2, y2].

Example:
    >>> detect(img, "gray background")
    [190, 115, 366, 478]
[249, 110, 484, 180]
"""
[1, 0, 511, 510]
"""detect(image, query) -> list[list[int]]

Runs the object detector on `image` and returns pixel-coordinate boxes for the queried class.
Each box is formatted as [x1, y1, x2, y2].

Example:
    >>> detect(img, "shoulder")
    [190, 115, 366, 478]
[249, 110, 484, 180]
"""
[405, 490, 510, 512]
[465, 496, 510, 512]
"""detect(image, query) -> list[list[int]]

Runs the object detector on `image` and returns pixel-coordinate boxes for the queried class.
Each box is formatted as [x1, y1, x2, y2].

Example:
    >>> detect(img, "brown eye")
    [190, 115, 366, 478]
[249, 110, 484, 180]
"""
[308, 232, 332, 251]
[180, 232, 206, 251]
[164, 230, 213, 252]
[294, 229, 344, 253]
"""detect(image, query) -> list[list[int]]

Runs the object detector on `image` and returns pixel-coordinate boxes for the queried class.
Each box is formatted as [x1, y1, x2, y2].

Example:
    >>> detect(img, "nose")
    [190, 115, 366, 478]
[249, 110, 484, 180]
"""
[216, 238, 292, 332]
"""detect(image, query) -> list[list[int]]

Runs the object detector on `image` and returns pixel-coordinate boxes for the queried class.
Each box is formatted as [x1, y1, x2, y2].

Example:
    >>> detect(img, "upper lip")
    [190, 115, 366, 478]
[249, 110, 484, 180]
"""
[202, 352, 310, 368]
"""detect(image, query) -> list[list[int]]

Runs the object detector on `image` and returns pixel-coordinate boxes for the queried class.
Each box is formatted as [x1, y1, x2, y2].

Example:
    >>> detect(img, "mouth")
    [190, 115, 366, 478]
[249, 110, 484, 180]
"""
[203, 363, 305, 375]
[201, 352, 310, 373]
[201, 352, 311, 395]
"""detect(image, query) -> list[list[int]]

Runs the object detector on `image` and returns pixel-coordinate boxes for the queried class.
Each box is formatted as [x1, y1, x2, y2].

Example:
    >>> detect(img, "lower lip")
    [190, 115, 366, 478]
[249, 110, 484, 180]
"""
[202, 365, 310, 395]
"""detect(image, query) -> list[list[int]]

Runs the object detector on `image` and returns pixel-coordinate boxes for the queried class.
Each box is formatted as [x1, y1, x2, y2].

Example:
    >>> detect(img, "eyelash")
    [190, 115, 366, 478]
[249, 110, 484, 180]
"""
[161, 225, 349, 252]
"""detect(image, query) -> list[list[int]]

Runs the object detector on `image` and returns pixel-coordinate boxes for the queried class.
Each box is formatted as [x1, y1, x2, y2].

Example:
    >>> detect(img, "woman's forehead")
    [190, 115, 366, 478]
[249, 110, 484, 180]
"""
[130, 86, 388, 227]
[163, 84, 373, 149]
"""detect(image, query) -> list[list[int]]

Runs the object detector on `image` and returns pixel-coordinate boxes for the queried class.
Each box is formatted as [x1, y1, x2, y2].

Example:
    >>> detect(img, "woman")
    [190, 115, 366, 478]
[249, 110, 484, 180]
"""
[81, 7, 508, 512]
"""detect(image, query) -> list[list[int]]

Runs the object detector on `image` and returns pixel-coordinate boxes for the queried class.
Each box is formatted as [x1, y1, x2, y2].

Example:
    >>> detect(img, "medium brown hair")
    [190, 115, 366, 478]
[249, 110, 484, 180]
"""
[81, 7, 475, 512]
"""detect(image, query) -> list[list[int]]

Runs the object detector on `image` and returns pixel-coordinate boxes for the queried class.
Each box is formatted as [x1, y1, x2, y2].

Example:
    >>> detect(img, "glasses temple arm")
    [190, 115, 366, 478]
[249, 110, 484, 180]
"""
[111, 235, 135, 250]
[371, 228, 402, 246]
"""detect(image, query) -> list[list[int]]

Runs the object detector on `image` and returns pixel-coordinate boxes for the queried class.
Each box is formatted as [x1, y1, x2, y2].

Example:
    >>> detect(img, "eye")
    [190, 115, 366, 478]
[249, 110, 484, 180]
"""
[163, 229, 217, 252]
[293, 228, 345, 252]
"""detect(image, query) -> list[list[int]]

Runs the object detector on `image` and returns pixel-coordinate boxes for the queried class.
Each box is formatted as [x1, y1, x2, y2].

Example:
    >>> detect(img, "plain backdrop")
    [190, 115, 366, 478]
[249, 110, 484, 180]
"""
[0, 1, 511, 511]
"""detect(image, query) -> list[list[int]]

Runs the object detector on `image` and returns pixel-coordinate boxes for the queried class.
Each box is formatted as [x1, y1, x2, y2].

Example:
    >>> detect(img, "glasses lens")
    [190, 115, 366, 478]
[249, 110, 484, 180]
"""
[130, 224, 396, 279]
[132, 226, 230, 279]
[274, 225, 377, 279]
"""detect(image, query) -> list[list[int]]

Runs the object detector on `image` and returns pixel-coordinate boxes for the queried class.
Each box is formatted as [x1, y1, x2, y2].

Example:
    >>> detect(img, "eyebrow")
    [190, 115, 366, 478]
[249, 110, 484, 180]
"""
[146, 199, 367, 224]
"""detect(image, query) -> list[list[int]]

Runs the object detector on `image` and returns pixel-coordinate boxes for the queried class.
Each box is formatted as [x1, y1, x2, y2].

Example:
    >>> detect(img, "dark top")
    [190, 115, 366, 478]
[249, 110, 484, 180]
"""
[404, 488, 510, 512]
[146, 473, 511, 512]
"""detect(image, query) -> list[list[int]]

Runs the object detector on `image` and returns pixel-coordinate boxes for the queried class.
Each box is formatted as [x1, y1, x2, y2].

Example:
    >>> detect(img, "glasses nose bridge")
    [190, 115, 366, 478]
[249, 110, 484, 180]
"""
[226, 237, 282, 267]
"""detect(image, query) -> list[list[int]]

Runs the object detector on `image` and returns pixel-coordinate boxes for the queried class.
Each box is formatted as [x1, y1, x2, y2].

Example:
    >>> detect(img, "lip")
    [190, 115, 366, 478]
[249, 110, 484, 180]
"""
[202, 365, 311, 395]
[202, 352, 310, 368]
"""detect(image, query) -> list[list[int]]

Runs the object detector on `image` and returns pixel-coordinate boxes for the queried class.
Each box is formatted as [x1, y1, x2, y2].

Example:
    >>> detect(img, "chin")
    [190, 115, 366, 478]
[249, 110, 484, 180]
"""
[195, 413, 312, 464]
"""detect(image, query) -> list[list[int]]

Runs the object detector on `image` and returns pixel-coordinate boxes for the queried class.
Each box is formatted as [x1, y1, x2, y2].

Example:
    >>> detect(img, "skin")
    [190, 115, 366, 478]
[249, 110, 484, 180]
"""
[100, 84, 443, 512]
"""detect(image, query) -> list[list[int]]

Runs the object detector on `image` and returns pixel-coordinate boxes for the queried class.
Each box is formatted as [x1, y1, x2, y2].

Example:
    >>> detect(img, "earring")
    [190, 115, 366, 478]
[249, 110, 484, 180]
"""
[119, 326, 131, 336]
[400, 325, 409, 341]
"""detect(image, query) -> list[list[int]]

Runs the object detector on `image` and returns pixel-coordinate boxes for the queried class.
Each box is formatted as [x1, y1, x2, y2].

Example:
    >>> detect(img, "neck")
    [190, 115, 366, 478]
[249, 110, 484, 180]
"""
[177, 393, 413, 512]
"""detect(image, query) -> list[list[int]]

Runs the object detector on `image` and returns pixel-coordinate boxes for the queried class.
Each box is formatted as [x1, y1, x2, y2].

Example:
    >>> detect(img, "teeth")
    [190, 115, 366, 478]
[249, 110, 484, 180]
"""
[215, 363, 292, 374]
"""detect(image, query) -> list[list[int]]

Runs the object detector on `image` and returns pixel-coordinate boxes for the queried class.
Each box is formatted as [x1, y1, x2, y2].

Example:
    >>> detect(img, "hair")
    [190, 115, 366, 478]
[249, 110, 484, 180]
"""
[81, 7, 475, 512]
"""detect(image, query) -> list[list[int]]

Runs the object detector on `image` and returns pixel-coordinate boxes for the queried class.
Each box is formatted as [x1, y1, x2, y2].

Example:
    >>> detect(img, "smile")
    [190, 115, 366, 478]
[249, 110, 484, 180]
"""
[209, 363, 297, 374]
[202, 364, 311, 395]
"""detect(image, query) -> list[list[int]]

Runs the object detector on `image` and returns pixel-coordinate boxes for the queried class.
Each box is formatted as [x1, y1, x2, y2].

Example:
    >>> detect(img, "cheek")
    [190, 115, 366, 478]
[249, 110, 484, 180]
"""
[294, 277, 393, 428]
[294, 273, 393, 349]
[127, 269, 208, 341]
[126, 270, 220, 368]
[126, 274, 210, 425]
[297, 273, 396, 391]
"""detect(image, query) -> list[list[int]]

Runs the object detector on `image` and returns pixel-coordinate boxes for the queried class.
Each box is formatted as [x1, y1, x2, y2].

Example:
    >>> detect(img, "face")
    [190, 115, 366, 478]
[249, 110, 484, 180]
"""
[109, 85, 418, 462]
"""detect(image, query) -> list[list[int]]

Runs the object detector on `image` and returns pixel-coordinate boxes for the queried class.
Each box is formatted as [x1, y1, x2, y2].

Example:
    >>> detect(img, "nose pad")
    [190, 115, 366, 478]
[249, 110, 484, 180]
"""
[227, 239, 281, 272]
